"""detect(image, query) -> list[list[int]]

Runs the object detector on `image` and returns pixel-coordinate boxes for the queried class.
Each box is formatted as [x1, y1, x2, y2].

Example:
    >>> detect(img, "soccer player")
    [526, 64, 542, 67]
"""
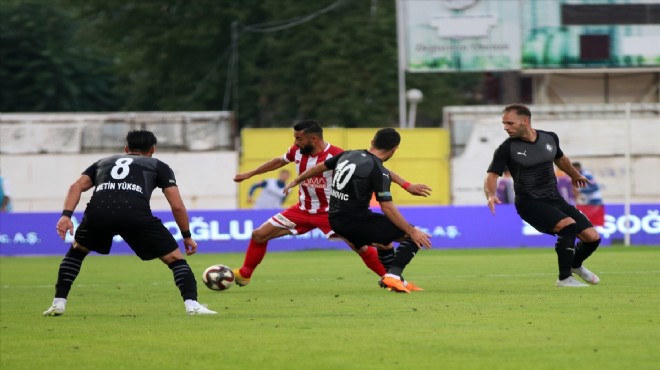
[247, 169, 290, 209]
[571, 162, 603, 205]
[43, 130, 216, 316]
[232, 120, 431, 287]
[283, 128, 432, 293]
[484, 104, 601, 287]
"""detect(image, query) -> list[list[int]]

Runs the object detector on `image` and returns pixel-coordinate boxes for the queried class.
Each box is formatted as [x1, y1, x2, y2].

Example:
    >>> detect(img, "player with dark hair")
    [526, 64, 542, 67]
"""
[284, 128, 432, 293]
[484, 104, 601, 287]
[43, 130, 216, 316]
[233, 120, 431, 287]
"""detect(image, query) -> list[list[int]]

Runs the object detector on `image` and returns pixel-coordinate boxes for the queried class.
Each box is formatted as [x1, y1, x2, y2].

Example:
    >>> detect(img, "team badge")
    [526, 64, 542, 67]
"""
[546, 144, 553, 152]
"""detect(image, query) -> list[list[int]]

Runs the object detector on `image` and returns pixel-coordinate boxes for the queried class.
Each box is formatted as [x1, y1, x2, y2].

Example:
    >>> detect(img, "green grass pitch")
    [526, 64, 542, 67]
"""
[1, 246, 658, 370]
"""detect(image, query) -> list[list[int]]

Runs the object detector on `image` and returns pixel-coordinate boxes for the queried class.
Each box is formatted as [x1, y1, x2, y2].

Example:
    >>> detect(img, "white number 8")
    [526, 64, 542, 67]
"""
[110, 158, 134, 180]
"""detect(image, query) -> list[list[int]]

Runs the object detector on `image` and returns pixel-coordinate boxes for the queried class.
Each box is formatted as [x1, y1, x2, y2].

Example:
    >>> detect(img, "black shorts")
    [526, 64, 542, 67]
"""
[329, 211, 406, 248]
[74, 210, 179, 261]
[515, 197, 593, 235]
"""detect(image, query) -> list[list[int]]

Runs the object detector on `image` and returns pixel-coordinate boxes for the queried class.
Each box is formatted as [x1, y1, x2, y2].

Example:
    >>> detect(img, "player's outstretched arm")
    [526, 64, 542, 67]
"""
[57, 175, 93, 239]
[234, 157, 288, 182]
[163, 186, 197, 255]
[389, 170, 432, 197]
[283, 162, 329, 195]
[484, 172, 501, 215]
[554, 156, 589, 188]
[380, 201, 431, 249]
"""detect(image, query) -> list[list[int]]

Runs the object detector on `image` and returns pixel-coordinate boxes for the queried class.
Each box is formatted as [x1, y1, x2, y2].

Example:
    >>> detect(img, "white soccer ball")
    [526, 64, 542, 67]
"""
[202, 264, 235, 291]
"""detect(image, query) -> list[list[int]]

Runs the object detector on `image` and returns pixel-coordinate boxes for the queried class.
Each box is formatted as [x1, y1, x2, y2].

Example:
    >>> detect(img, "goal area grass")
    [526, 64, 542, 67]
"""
[1, 246, 658, 370]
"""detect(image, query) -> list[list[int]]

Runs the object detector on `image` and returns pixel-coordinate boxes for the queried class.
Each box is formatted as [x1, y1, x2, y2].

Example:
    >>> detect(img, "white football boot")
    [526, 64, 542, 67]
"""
[571, 266, 600, 285]
[185, 300, 217, 315]
[556, 276, 589, 287]
[43, 298, 67, 316]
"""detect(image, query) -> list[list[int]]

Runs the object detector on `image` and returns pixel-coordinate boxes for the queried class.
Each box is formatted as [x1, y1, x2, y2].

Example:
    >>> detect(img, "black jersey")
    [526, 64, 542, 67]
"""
[82, 154, 177, 214]
[324, 150, 392, 215]
[487, 130, 564, 200]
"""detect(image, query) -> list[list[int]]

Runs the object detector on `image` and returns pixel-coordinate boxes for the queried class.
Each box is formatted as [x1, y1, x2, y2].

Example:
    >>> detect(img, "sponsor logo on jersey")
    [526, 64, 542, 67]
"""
[545, 144, 553, 152]
[302, 176, 327, 189]
[273, 213, 297, 229]
[516, 150, 527, 156]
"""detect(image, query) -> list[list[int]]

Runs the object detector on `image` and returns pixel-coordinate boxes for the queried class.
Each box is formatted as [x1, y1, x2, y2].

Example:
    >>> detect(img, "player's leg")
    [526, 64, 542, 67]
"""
[566, 205, 601, 284]
[235, 220, 292, 285]
[159, 249, 216, 315]
[562, 203, 600, 284]
[43, 242, 90, 316]
[381, 238, 422, 293]
[328, 232, 387, 277]
[517, 199, 586, 287]
[552, 218, 583, 284]
[125, 218, 216, 315]
[44, 215, 110, 316]
[331, 213, 412, 293]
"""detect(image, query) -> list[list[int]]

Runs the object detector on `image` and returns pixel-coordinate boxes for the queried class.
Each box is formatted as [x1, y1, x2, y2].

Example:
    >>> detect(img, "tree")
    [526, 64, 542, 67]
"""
[2, 0, 485, 126]
[0, 1, 118, 112]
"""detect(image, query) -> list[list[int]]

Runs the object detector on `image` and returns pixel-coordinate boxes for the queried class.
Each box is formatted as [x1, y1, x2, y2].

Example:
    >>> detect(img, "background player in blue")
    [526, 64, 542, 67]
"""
[571, 162, 603, 205]
[247, 169, 290, 209]
[44, 130, 216, 316]
[484, 104, 602, 287]
[284, 128, 432, 293]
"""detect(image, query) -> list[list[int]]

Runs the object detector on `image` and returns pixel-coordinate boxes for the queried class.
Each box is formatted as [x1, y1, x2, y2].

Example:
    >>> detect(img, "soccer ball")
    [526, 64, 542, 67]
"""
[202, 264, 235, 291]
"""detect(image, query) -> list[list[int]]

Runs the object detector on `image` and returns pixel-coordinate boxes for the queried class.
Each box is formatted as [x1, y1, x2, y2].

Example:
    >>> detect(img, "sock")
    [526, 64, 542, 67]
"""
[239, 239, 268, 278]
[378, 248, 396, 271]
[54, 246, 87, 299]
[572, 238, 601, 268]
[359, 246, 387, 277]
[168, 259, 197, 301]
[555, 224, 578, 280]
[387, 239, 419, 277]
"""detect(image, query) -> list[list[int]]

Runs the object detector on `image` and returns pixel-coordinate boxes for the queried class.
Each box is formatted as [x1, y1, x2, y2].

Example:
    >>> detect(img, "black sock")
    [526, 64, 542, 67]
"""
[377, 248, 395, 270]
[168, 259, 197, 301]
[572, 239, 601, 268]
[54, 246, 88, 299]
[387, 239, 419, 277]
[555, 224, 578, 280]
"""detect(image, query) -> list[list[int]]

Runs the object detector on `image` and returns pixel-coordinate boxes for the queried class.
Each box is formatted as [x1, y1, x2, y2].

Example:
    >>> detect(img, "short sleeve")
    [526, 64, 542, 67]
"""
[283, 145, 297, 163]
[487, 141, 510, 176]
[156, 160, 177, 189]
[324, 152, 342, 170]
[82, 161, 99, 185]
[547, 131, 564, 159]
[372, 160, 392, 202]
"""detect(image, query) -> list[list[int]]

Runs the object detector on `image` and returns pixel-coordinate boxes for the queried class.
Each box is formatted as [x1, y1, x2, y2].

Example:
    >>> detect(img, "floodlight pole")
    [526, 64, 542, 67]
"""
[396, 0, 407, 129]
[624, 103, 632, 246]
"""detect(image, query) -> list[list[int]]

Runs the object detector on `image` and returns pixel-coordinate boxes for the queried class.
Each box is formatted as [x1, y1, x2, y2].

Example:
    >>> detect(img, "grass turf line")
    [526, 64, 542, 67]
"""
[1, 246, 659, 370]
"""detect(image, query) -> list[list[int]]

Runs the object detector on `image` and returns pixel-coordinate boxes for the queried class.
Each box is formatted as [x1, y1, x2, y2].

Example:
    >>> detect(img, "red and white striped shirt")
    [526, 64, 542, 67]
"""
[283, 143, 343, 214]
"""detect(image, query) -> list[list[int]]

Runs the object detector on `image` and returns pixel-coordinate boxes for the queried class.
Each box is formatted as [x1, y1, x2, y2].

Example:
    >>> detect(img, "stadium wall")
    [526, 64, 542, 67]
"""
[0, 152, 238, 212]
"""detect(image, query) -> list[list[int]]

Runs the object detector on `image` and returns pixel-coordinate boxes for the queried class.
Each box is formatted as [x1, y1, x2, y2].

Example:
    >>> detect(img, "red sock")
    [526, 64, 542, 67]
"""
[239, 239, 268, 278]
[359, 246, 387, 277]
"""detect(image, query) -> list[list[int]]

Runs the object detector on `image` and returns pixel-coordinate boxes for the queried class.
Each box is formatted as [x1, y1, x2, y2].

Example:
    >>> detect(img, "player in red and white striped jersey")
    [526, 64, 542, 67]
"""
[232, 120, 431, 287]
